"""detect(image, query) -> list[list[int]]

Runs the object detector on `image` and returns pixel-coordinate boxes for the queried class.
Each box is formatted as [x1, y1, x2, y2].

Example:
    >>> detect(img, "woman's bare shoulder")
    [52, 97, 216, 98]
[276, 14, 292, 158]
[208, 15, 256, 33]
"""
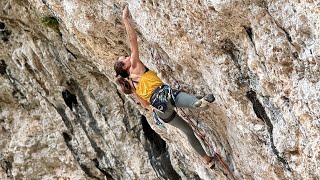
[130, 60, 147, 77]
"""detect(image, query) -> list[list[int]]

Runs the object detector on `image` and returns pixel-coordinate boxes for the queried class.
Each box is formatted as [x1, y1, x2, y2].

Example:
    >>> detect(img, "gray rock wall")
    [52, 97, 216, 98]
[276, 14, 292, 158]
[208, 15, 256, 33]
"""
[0, 0, 319, 179]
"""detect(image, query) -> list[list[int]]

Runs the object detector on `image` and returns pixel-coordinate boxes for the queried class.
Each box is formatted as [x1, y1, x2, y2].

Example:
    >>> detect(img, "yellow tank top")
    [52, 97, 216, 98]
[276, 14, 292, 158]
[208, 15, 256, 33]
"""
[135, 70, 164, 102]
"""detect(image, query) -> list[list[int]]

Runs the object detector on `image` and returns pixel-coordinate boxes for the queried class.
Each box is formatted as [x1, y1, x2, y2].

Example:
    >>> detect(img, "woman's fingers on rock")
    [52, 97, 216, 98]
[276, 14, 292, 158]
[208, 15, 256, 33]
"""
[122, 3, 128, 10]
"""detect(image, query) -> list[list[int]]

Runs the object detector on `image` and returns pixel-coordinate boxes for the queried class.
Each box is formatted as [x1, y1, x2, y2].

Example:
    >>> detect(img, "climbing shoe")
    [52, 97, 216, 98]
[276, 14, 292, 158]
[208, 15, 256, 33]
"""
[208, 155, 218, 169]
[194, 94, 215, 109]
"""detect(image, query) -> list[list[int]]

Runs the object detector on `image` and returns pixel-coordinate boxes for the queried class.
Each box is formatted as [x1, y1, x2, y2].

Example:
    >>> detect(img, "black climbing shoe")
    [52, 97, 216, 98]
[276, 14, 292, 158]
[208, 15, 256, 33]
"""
[194, 94, 215, 108]
[209, 157, 218, 169]
[205, 155, 218, 169]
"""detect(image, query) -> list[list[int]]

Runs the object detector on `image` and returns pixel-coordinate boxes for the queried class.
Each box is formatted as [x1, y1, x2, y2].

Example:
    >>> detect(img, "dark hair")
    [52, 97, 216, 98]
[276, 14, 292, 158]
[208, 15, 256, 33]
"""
[114, 60, 129, 78]
[114, 59, 132, 94]
[115, 76, 133, 94]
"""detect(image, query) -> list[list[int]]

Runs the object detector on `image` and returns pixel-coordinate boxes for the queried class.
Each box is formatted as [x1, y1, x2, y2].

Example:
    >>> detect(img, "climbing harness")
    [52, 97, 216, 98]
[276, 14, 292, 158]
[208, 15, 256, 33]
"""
[150, 85, 179, 113]
[150, 85, 170, 128]
[150, 85, 178, 127]
[150, 85, 170, 113]
[150, 85, 180, 124]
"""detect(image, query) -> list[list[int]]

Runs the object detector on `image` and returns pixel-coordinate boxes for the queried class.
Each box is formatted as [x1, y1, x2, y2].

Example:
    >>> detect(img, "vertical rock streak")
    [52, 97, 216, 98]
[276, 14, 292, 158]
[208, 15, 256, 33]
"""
[140, 116, 181, 180]
[246, 90, 291, 171]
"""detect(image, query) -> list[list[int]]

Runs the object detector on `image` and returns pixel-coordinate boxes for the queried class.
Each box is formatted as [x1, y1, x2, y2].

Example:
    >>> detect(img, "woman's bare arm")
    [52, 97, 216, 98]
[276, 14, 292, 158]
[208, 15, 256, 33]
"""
[122, 5, 140, 68]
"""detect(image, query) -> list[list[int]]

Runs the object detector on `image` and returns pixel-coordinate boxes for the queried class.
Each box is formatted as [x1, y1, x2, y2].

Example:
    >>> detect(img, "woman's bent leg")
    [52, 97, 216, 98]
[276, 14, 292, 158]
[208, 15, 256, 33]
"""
[168, 113, 206, 157]
[174, 92, 199, 109]
[174, 92, 213, 110]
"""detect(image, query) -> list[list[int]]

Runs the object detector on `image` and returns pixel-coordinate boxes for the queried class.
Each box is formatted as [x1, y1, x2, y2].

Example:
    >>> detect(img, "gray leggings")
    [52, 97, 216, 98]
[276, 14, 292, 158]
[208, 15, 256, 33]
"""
[155, 92, 206, 156]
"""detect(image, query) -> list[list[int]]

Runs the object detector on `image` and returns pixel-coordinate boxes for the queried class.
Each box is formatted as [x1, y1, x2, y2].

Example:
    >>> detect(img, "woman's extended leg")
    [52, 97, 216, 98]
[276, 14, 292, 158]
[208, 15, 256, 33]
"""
[168, 113, 207, 157]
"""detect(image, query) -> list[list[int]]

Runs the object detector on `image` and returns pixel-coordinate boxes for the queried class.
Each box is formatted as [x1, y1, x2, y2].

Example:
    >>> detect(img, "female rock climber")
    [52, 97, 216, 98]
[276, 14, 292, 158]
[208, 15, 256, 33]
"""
[114, 5, 216, 168]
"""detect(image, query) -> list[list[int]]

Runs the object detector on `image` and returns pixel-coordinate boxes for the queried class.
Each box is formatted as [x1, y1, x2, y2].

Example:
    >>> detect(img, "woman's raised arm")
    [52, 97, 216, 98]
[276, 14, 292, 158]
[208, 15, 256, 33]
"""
[122, 5, 140, 68]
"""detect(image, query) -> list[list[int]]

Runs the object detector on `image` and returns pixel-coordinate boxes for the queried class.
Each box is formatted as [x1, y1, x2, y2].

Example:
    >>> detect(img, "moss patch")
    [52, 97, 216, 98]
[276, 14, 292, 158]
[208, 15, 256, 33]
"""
[40, 16, 60, 33]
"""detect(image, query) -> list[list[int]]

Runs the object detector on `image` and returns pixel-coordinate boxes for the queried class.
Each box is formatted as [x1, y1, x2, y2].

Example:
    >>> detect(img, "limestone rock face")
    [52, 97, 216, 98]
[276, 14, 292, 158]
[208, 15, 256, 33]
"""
[0, 0, 319, 179]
